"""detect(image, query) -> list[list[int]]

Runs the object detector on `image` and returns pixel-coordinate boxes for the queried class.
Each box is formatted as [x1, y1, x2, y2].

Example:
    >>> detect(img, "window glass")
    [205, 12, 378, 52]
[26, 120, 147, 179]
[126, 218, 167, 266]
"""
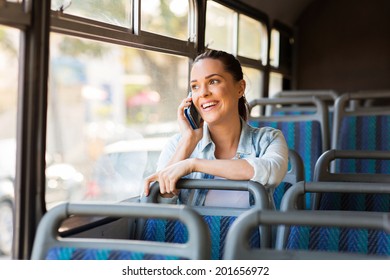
[243, 67, 263, 117]
[205, 1, 235, 53]
[270, 29, 280, 68]
[238, 14, 266, 62]
[48, 33, 188, 204]
[269, 72, 283, 97]
[141, 0, 189, 40]
[51, 0, 132, 28]
[0, 25, 19, 258]
[243, 66, 262, 102]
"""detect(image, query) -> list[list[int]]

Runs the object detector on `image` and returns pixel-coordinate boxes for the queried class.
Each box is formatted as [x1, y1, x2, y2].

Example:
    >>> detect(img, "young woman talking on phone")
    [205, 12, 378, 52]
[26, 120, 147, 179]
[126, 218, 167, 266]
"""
[144, 50, 288, 209]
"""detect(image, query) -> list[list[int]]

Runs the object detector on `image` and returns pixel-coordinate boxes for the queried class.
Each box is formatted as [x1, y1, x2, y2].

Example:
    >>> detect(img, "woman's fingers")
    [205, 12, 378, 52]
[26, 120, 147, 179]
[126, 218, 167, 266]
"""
[143, 173, 158, 196]
[143, 171, 178, 196]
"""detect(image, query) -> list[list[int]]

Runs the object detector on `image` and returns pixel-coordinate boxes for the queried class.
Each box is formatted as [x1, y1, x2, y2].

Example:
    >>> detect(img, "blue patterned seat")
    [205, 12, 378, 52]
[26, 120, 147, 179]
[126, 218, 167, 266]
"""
[141, 179, 270, 260]
[314, 92, 390, 212]
[224, 208, 390, 259]
[286, 225, 390, 256]
[141, 215, 260, 260]
[249, 97, 329, 209]
[312, 150, 390, 211]
[277, 181, 390, 255]
[272, 149, 304, 210]
[46, 247, 184, 260]
[331, 92, 390, 167]
[31, 202, 210, 260]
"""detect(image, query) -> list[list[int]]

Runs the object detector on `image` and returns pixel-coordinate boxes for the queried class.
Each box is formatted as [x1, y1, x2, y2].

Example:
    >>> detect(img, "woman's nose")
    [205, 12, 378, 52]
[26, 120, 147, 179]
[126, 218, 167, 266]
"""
[199, 85, 210, 97]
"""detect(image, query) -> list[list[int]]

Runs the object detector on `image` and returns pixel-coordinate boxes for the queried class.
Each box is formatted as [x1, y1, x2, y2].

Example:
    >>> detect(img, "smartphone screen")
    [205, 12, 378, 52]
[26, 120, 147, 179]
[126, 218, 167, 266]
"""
[184, 92, 201, 129]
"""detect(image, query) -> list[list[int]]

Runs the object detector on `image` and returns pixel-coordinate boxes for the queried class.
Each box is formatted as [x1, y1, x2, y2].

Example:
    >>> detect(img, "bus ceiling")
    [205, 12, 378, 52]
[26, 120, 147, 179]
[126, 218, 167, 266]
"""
[241, 0, 316, 27]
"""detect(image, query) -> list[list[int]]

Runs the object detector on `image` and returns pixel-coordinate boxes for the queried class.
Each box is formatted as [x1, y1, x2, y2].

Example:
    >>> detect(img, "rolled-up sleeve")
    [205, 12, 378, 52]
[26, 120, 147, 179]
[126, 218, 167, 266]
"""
[156, 134, 181, 171]
[244, 129, 288, 189]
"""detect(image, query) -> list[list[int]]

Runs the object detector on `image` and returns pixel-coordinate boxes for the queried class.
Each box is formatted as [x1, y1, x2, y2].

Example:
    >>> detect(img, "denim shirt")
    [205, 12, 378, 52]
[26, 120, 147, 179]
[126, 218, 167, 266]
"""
[156, 118, 288, 207]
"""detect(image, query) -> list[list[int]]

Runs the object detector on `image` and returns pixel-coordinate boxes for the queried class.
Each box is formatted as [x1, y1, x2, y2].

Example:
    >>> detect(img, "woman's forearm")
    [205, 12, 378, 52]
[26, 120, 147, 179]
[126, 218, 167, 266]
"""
[191, 158, 255, 180]
[166, 135, 200, 166]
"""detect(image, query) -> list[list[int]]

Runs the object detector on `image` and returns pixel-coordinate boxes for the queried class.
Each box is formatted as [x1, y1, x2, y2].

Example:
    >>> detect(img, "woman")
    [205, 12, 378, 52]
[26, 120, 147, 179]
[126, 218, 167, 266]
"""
[144, 50, 288, 208]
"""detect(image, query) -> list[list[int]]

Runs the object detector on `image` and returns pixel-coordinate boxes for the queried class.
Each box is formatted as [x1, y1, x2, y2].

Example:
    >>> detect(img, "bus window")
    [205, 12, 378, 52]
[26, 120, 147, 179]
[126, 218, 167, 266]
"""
[50, 0, 132, 28]
[270, 29, 280, 68]
[242, 66, 263, 102]
[269, 72, 283, 98]
[48, 33, 189, 204]
[243, 67, 263, 116]
[238, 14, 267, 63]
[205, 1, 268, 98]
[269, 25, 293, 93]
[141, 0, 189, 40]
[205, 1, 235, 52]
[0, 25, 19, 257]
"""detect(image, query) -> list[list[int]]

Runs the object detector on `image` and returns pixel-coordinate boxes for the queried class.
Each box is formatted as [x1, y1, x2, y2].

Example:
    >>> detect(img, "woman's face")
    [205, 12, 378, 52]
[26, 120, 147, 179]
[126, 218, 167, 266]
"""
[190, 58, 245, 126]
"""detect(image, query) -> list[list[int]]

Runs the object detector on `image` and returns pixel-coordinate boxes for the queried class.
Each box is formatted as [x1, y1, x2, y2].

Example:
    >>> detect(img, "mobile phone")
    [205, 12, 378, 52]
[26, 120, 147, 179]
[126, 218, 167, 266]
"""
[184, 92, 201, 129]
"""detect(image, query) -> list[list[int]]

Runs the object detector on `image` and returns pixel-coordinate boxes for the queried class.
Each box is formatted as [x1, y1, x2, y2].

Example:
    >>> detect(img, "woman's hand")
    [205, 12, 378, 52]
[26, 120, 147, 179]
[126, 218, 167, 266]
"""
[143, 158, 195, 197]
[178, 96, 203, 142]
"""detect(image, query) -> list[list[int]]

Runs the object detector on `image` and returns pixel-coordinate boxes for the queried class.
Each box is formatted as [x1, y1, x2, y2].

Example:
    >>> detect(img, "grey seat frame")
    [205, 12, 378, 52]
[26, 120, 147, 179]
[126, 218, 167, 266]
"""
[141, 179, 272, 248]
[331, 91, 390, 150]
[224, 208, 390, 260]
[249, 96, 330, 161]
[277, 181, 390, 248]
[31, 202, 211, 260]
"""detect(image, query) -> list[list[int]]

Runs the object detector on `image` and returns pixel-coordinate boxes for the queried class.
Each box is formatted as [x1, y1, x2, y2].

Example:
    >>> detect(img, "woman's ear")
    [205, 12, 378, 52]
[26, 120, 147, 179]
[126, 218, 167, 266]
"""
[238, 79, 246, 98]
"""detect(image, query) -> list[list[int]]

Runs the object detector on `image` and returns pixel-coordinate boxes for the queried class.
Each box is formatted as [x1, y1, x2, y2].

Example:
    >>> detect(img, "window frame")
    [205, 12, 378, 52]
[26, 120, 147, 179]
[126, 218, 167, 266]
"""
[269, 20, 294, 91]
[205, 0, 270, 97]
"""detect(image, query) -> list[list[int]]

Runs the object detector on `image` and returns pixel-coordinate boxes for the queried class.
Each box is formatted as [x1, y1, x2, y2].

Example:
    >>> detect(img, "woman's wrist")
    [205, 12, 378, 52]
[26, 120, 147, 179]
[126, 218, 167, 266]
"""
[178, 134, 199, 153]
[187, 157, 198, 173]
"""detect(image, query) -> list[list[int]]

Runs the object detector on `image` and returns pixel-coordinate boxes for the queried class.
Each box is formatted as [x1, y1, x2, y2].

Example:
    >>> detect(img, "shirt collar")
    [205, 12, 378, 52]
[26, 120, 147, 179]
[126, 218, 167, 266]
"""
[199, 122, 213, 152]
[199, 118, 253, 156]
[237, 118, 253, 156]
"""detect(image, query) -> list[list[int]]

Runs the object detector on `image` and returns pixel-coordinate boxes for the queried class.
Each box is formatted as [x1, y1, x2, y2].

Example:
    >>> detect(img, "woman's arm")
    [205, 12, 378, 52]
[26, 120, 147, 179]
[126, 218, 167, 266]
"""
[144, 157, 252, 197]
[144, 95, 203, 197]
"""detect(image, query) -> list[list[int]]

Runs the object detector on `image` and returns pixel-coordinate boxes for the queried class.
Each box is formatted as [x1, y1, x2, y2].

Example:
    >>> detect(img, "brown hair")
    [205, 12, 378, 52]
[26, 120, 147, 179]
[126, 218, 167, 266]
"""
[193, 50, 249, 121]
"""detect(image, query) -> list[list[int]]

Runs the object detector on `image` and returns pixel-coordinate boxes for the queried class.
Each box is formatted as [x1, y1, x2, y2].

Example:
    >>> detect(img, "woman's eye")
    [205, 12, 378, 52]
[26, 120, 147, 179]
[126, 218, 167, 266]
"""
[191, 84, 199, 90]
[210, 79, 219, 85]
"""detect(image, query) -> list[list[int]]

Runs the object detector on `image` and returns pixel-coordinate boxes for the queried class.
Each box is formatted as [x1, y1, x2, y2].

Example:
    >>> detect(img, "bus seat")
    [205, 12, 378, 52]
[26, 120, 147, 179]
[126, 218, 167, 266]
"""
[286, 222, 390, 256]
[31, 202, 211, 260]
[331, 92, 390, 154]
[249, 96, 329, 208]
[273, 89, 338, 135]
[273, 90, 339, 101]
[277, 181, 390, 248]
[223, 209, 390, 259]
[273, 149, 305, 210]
[139, 208, 260, 260]
[312, 149, 390, 209]
[140, 179, 271, 259]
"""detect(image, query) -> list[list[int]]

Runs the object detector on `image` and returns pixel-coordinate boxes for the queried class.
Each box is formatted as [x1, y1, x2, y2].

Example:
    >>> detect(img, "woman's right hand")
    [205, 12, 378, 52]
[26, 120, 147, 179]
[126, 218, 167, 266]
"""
[178, 96, 203, 142]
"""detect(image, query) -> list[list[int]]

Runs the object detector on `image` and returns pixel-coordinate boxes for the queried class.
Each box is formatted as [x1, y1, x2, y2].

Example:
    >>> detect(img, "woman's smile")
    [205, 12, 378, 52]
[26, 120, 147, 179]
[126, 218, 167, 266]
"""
[200, 100, 219, 111]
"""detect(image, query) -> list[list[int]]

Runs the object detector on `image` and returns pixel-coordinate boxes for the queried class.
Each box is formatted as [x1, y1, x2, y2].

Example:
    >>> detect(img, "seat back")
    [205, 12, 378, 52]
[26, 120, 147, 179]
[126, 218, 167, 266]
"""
[313, 149, 390, 209]
[224, 208, 390, 259]
[249, 96, 329, 208]
[140, 179, 270, 259]
[277, 181, 390, 248]
[273, 149, 305, 210]
[273, 90, 338, 136]
[331, 92, 390, 155]
[31, 202, 210, 260]
[274, 90, 339, 99]
[249, 97, 329, 180]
